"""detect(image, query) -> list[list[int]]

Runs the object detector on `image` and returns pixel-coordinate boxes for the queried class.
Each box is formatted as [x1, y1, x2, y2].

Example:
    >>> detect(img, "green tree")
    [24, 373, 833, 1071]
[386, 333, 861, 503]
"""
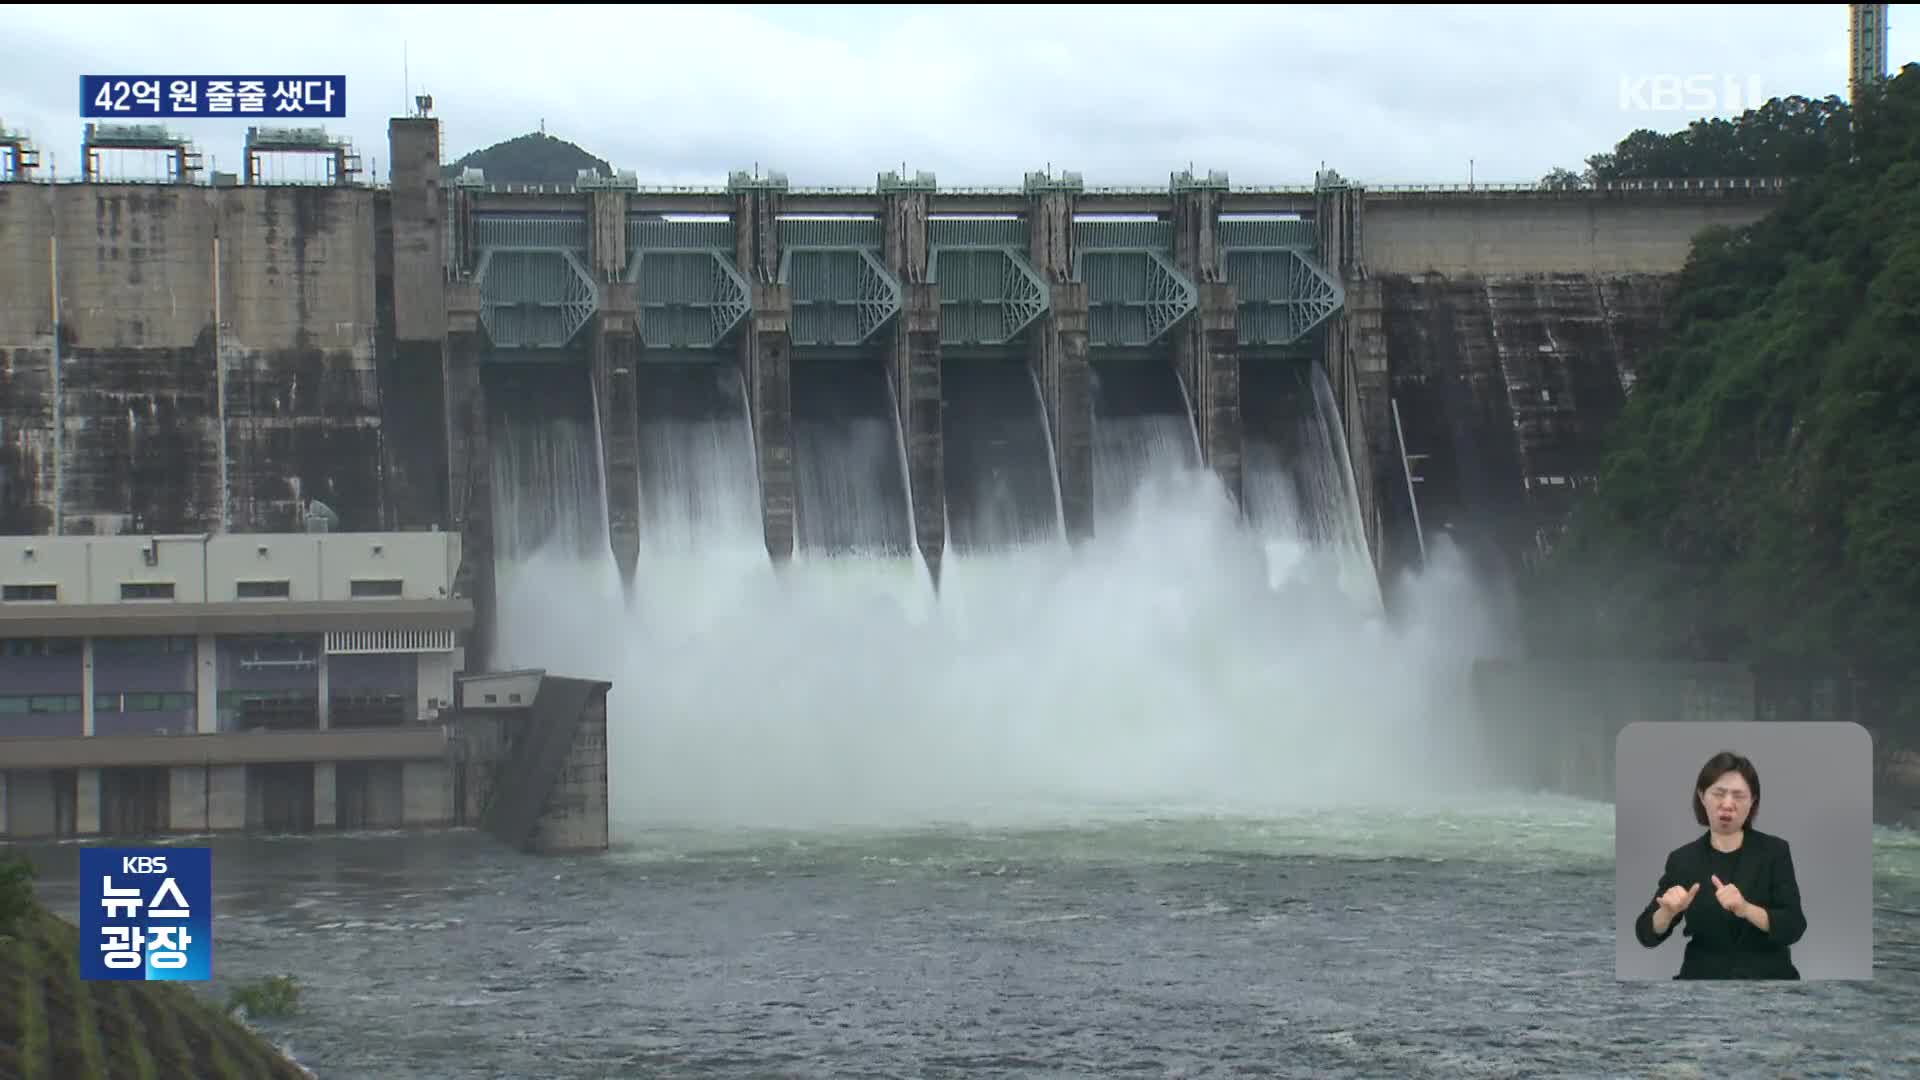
[1530, 64, 1920, 673]
[1584, 94, 1854, 181]
[1539, 167, 1587, 190]
[0, 852, 34, 939]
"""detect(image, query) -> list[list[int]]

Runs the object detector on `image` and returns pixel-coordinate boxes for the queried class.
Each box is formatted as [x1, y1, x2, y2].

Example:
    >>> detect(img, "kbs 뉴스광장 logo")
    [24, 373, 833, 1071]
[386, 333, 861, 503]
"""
[79, 847, 212, 982]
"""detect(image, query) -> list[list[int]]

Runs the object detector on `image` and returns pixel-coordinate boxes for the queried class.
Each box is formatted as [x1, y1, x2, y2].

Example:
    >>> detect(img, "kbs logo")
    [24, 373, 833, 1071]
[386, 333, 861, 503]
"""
[80, 847, 212, 982]
[1618, 74, 1766, 114]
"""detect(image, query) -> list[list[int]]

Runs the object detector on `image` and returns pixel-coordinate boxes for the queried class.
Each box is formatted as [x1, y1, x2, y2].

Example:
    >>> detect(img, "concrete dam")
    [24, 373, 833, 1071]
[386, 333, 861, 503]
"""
[0, 117, 1787, 665]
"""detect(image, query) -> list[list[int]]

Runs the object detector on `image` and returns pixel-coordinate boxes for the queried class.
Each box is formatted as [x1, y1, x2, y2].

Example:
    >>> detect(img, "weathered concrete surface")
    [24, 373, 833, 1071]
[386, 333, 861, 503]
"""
[1364, 192, 1779, 277]
[0, 183, 387, 536]
[594, 282, 642, 590]
[465, 674, 611, 854]
[0, 184, 220, 535]
[1190, 281, 1240, 501]
[1473, 659, 1920, 824]
[445, 281, 495, 670]
[896, 282, 943, 582]
[587, 191, 640, 588]
[529, 681, 609, 854]
[1320, 185, 1740, 589]
[387, 118, 447, 343]
[732, 184, 794, 564]
[383, 117, 450, 532]
[219, 187, 383, 532]
[1317, 186, 1388, 568]
[1172, 186, 1242, 504]
[746, 283, 794, 563]
[1378, 272, 1671, 580]
[883, 187, 945, 585]
[1026, 188, 1093, 543]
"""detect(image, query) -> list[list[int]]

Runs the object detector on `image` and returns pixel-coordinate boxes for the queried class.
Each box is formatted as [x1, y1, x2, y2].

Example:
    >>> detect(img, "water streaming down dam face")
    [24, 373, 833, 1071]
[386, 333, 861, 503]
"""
[1242, 359, 1383, 611]
[632, 361, 764, 555]
[489, 342, 1512, 835]
[1090, 356, 1203, 526]
[620, 360, 776, 634]
[483, 362, 609, 563]
[942, 357, 1064, 552]
[790, 357, 915, 558]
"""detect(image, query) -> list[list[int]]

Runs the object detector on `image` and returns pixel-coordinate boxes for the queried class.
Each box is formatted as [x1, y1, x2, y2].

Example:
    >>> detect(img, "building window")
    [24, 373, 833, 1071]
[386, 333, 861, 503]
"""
[121, 582, 176, 601]
[237, 579, 291, 599]
[95, 636, 194, 656]
[2, 583, 58, 602]
[0, 694, 84, 714]
[351, 578, 404, 598]
[106, 692, 197, 712]
[2, 637, 82, 657]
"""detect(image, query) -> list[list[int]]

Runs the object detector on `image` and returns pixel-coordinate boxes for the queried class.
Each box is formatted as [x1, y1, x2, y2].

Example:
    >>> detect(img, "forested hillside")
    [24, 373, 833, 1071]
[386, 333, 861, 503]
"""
[1525, 64, 1920, 678]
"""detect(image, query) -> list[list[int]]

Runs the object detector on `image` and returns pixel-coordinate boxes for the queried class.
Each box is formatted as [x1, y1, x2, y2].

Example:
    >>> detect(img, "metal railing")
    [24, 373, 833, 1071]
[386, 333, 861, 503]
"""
[0, 171, 1795, 197]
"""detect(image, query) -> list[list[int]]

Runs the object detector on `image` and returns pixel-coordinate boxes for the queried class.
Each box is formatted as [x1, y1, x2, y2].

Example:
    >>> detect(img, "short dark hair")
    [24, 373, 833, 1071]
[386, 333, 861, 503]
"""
[1693, 750, 1760, 827]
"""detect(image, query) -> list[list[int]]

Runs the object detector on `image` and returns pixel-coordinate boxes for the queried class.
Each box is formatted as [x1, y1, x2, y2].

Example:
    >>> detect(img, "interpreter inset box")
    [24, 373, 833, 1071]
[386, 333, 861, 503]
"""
[1615, 721, 1872, 981]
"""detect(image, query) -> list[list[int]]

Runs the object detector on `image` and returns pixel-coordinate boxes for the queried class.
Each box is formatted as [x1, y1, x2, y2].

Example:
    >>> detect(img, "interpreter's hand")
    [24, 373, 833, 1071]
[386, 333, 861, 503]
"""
[1712, 875, 1750, 919]
[1656, 882, 1701, 916]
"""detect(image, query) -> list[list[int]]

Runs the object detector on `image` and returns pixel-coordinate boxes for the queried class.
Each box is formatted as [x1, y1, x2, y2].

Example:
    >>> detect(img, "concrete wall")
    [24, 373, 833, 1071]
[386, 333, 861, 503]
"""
[453, 670, 610, 854]
[1363, 194, 1778, 277]
[1375, 273, 1672, 581]
[334, 760, 405, 829]
[0, 530, 461, 604]
[1473, 659, 1752, 802]
[381, 121, 452, 533]
[0, 184, 388, 537]
[312, 761, 336, 828]
[529, 685, 608, 854]
[1328, 189, 1780, 585]
[882, 189, 945, 584]
[221, 188, 383, 531]
[5, 769, 66, 836]
[2, 756, 459, 839]
[401, 759, 453, 826]
[732, 179, 795, 566]
[1472, 660, 1920, 824]
[208, 763, 247, 829]
[1025, 190, 1093, 543]
[1171, 186, 1242, 504]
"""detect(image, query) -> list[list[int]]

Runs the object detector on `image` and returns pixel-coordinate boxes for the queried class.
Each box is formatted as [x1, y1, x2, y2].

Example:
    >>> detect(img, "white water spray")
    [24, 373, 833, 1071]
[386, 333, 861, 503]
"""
[1244, 362, 1383, 610]
[486, 374, 609, 563]
[491, 368, 1511, 835]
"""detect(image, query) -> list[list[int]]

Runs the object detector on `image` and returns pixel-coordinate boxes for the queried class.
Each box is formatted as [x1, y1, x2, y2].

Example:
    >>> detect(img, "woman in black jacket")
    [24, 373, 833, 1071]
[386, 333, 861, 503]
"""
[1634, 750, 1810, 979]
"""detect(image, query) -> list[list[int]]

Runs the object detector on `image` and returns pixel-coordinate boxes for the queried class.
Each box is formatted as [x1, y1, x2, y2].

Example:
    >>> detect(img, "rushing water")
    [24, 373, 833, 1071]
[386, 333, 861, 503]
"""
[1244, 361, 1383, 611]
[19, 819, 1920, 1079]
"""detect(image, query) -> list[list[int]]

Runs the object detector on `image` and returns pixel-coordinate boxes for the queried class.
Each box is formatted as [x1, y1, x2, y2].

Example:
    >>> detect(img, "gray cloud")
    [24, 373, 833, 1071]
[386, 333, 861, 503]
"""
[1, 3, 1912, 188]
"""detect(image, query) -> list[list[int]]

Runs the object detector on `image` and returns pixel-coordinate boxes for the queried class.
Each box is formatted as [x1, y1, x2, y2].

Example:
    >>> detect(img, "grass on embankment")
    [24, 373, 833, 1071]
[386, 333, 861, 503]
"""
[0, 899, 310, 1080]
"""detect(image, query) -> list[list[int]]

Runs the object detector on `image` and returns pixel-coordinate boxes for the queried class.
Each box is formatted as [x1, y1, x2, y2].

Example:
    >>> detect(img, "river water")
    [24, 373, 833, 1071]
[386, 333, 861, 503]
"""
[20, 814, 1920, 1079]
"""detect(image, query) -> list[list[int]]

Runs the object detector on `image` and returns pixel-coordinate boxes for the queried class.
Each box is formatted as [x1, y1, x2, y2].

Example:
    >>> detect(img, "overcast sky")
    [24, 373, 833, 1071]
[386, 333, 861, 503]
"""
[2, 4, 1915, 188]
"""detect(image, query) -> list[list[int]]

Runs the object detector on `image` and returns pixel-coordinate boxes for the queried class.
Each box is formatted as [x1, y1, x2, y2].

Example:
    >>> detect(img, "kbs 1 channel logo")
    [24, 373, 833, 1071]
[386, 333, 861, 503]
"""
[80, 848, 213, 982]
[81, 75, 346, 118]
